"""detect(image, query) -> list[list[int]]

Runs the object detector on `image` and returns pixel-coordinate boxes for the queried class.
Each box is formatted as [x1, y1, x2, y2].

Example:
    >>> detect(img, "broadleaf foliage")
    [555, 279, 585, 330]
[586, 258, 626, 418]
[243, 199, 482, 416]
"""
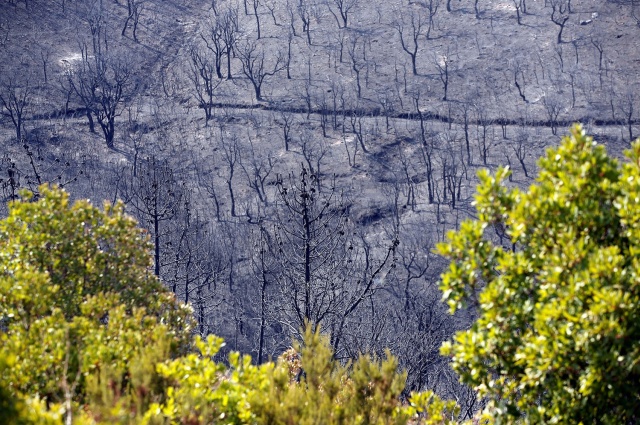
[439, 124, 640, 423]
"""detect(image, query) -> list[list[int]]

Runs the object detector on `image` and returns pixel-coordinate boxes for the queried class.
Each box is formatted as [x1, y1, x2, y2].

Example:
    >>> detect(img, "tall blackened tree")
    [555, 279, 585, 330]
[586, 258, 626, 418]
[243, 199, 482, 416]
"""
[121, 156, 183, 277]
[238, 40, 283, 101]
[221, 5, 240, 79]
[249, 224, 280, 363]
[271, 167, 397, 353]
[68, 47, 135, 149]
[297, 0, 316, 45]
[121, 0, 145, 41]
[549, 0, 570, 44]
[423, 0, 441, 39]
[163, 195, 223, 336]
[66, 0, 137, 149]
[434, 50, 452, 101]
[393, 8, 426, 76]
[0, 75, 32, 142]
[188, 45, 221, 123]
[201, 9, 231, 79]
[326, 0, 359, 28]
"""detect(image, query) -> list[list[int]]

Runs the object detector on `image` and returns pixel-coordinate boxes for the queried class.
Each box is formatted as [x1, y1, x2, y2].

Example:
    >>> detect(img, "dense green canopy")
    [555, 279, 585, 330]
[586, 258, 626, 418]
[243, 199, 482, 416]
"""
[439, 125, 640, 423]
[0, 186, 194, 423]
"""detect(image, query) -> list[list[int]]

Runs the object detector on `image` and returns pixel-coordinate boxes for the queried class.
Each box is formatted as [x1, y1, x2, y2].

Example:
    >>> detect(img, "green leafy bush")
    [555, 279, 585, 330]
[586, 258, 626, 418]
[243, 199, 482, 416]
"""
[0, 186, 194, 423]
[146, 326, 459, 425]
[439, 125, 640, 423]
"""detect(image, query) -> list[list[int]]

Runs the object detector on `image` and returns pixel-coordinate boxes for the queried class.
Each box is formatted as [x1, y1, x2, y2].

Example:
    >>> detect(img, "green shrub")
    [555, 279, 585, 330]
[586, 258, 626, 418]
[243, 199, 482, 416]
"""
[0, 186, 194, 423]
[439, 125, 640, 423]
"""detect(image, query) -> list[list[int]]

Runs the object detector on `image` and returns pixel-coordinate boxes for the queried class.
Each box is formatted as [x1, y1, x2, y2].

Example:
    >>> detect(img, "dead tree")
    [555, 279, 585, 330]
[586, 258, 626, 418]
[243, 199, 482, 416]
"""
[474, 102, 494, 166]
[349, 105, 369, 154]
[590, 37, 604, 73]
[163, 197, 221, 335]
[393, 8, 427, 75]
[68, 8, 136, 149]
[434, 50, 451, 101]
[511, 0, 524, 25]
[377, 218, 458, 394]
[34, 42, 54, 85]
[196, 153, 222, 222]
[298, 130, 329, 187]
[121, 0, 144, 41]
[239, 135, 277, 204]
[0, 75, 32, 142]
[251, 0, 262, 39]
[510, 59, 527, 102]
[549, 0, 569, 44]
[347, 32, 366, 98]
[458, 100, 472, 165]
[542, 94, 563, 135]
[274, 168, 349, 333]
[272, 167, 397, 351]
[68, 47, 135, 149]
[219, 129, 241, 217]
[221, 6, 240, 79]
[264, 0, 281, 26]
[0, 144, 82, 205]
[422, 0, 441, 39]
[445, 0, 453, 12]
[188, 45, 221, 123]
[250, 225, 279, 363]
[284, 28, 294, 79]
[512, 129, 529, 178]
[619, 89, 637, 142]
[297, 0, 316, 45]
[440, 147, 464, 209]
[273, 110, 295, 151]
[238, 40, 284, 101]
[202, 15, 227, 79]
[122, 156, 183, 277]
[396, 141, 418, 211]
[327, 0, 358, 28]
[285, 0, 298, 36]
[414, 93, 435, 204]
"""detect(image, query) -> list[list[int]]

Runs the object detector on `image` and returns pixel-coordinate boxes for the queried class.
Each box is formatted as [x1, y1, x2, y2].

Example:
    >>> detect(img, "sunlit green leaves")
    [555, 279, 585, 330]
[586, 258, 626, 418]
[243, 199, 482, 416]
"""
[0, 185, 194, 422]
[439, 125, 640, 423]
